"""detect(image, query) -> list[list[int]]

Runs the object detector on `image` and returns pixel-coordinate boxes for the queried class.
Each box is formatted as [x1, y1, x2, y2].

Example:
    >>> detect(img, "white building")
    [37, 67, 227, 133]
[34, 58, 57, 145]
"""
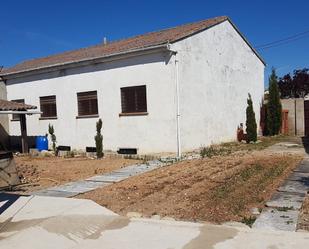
[0, 16, 265, 155]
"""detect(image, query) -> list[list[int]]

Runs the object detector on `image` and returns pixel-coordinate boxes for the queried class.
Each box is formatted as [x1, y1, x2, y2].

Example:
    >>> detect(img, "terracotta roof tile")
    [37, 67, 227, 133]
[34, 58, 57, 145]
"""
[0, 99, 37, 111]
[1, 16, 228, 76]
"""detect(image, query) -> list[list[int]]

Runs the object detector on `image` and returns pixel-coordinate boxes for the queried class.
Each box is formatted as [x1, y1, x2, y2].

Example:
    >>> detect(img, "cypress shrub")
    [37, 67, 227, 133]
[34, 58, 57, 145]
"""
[267, 68, 282, 135]
[246, 93, 257, 143]
[95, 119, 103, 158]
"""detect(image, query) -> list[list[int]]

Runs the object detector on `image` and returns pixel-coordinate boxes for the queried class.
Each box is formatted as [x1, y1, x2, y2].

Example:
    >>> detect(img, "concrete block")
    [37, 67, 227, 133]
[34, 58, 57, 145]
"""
[278, 180, 309, 194]
[288, 172, 309, 181]
[266, 191, 305, 210]
[32, 189, 77, 198]
[29, 148, 39, 156]
[253, 208, 299, 231]
[294, 163, 309, 173]
[86, 152, 96, 158]
[49, 180, 108, 194]
[58, 150, 70, 157]
[86, 174, 128, 183]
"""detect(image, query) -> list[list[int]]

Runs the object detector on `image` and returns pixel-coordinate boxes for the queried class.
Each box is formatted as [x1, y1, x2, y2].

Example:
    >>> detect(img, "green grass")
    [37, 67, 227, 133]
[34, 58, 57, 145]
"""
[276, 206, 294, 212]
[200, 135, 295, 158]
[241, 216, 256, 227]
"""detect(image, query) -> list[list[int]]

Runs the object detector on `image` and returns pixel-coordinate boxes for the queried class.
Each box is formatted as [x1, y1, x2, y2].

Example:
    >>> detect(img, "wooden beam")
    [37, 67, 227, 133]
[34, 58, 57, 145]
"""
[19, 114, 28, 153]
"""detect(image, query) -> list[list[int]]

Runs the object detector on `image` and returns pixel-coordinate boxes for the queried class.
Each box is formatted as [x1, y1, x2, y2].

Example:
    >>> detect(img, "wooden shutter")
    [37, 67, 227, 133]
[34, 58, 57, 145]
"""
[121, 86, 147, 113]
[77, 91, 98, 116]
[40, 95, 57, 118]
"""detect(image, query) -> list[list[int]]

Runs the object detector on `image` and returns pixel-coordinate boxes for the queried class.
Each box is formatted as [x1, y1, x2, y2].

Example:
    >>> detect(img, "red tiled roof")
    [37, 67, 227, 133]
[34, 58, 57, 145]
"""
[1, 16, 229, 76]
[0, 16, 264, 76]
[0, 99, 37, 111]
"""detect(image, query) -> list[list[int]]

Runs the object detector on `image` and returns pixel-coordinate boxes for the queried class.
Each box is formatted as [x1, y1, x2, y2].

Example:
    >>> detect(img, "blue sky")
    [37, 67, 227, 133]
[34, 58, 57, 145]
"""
[0, 0, 308, 87]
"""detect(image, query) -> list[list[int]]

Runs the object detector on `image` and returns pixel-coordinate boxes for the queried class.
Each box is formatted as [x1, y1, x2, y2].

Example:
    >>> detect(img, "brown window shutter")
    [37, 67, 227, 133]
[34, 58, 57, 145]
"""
[40, 95, 57, 118]
[77, 91, 98, 116]
[120, 85, 147, 113]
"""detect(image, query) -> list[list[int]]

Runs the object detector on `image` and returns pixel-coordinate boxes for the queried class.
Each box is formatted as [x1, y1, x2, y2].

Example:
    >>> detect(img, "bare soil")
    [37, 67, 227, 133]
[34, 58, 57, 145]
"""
[78, 151, 302, 223]
[14, 155, 140, 193]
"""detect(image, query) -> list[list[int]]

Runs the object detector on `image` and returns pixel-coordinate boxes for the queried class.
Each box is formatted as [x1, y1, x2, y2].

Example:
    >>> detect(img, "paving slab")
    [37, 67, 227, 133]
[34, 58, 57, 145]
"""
[49, 180, 108, 194]
[86, 174, 128, 183]
[278, 180, 309, 194]
[287, 171, 309, 181]
[31, 189, 77, 198]
[266, 191, 305, 210]
[253, 207, 299, 231]
[294, 162, 309, 173]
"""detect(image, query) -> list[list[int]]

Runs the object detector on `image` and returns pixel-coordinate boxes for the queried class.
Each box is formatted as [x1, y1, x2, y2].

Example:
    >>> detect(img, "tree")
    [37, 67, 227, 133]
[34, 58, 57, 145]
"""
[48, 124, 57, 153]
[267, 68, 282, 135]
[95, 119, 103, 158]
[246, 93, 257, 143]
[278, 68, 309, 98]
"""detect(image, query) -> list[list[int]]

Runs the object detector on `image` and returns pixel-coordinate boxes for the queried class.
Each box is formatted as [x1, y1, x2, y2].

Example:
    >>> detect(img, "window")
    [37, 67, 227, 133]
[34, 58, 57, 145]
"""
[77, 91, 98, 117]
[40, 95, 57, 118]
[11, 99, 24, 120]
[120, 85, 147, 114]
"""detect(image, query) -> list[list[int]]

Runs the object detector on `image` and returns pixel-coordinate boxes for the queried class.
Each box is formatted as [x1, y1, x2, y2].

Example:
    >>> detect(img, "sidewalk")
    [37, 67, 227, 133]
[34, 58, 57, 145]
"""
[1, 193, 309, 249]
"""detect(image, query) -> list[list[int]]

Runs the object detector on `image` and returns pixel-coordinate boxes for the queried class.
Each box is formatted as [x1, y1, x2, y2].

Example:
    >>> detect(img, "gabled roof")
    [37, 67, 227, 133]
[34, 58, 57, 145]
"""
[0, 99, 36, 111]
[0, 16, 264, 77]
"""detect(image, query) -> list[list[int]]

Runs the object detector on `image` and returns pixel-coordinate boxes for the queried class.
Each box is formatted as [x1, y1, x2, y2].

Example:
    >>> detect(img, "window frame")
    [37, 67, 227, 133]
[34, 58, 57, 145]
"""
[39, 95, 57, 120]
[11, 99, 25, 121]
[120, 85, 148, 116]
[76, 90, 99, 118]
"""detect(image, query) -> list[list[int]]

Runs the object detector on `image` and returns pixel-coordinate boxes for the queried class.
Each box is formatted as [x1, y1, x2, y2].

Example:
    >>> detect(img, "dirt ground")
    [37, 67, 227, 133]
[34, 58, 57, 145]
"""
[78, 150, 302, 223]
[14, 155, 140, 193]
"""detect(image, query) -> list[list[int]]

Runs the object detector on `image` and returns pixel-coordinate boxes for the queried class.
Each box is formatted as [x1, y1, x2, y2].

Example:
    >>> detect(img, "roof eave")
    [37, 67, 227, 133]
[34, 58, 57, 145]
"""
[1, 43, 171, 80]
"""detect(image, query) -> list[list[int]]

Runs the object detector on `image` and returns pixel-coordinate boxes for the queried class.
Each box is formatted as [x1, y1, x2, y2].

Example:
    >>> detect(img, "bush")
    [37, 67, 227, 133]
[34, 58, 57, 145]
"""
[48, 124, 56, 154]
[246, 93, 257, 143]
[200, 145, 231, 158]
[95, 119, 103, 158]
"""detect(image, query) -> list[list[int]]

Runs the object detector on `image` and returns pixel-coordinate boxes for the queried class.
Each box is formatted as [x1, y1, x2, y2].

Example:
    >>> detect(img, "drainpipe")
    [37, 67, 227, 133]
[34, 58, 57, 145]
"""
[173, 52, 181, 158]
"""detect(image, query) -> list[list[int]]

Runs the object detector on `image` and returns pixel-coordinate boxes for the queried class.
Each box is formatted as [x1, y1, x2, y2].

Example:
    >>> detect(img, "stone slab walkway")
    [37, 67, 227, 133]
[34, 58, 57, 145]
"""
[253, 156, 309, 231]
[32, 160, 165, 198]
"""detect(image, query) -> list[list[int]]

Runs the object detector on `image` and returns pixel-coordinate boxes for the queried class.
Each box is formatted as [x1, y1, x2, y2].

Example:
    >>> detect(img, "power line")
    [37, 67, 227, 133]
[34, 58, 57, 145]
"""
[256, 29, 309, 50]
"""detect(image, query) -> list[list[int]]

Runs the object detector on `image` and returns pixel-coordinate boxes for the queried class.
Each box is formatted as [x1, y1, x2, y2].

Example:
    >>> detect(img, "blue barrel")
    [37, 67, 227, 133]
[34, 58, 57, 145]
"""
[36, 136, 49, 151]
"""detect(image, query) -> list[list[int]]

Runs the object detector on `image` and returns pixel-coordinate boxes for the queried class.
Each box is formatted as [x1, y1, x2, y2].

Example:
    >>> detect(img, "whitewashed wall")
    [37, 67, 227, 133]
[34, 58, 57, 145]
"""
[171, 20, 265, 151]
[6, 52, 178, 154]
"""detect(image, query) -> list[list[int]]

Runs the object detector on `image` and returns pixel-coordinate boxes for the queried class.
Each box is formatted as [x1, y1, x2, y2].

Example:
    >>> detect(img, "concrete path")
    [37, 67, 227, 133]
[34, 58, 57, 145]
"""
[1, 193, 309, 249]
[31, 160, 165, 198]
[253, 155, 309, 231]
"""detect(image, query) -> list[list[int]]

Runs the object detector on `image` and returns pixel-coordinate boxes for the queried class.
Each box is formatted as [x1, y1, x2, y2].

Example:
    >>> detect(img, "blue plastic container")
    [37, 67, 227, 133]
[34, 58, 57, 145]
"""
[36, 136, 48, 151]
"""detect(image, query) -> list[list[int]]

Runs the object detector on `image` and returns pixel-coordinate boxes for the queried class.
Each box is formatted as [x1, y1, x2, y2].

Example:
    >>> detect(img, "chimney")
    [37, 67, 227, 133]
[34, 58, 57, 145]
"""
[103, 37, 107, 45]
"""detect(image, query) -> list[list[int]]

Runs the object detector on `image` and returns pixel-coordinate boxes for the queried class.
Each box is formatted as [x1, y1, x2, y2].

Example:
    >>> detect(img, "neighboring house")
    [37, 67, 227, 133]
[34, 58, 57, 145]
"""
[0, 16, 265, 155]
